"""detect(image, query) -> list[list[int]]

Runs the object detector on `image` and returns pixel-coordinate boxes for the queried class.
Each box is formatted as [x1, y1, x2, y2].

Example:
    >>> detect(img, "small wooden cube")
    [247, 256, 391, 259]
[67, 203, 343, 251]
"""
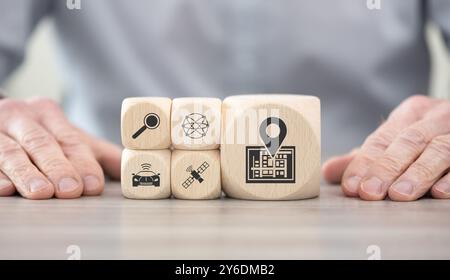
[171, 97, 221, 150]
[121, 97, 171, 150]
[121, 149, 171, 199]
[221, 94, 321, 200]
[171, 150, 221, 200]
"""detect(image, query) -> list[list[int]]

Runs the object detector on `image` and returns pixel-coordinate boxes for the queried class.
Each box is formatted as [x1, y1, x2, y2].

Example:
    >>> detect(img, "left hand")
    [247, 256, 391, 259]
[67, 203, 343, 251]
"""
[322, 95, 450, 201]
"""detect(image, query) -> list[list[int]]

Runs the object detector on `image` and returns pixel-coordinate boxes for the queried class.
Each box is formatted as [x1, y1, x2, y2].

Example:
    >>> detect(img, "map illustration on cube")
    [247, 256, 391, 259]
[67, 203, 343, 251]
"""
[246, 146, 296, 183]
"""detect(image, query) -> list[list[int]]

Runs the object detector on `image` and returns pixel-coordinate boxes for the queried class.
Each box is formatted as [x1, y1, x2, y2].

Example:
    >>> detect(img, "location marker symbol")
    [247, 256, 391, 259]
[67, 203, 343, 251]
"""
[259, 117, 287, 157]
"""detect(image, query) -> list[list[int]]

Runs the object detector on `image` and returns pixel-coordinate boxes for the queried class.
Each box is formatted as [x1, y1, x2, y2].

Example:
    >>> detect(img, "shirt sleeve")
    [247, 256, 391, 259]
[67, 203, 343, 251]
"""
[0, 0, 52, 87]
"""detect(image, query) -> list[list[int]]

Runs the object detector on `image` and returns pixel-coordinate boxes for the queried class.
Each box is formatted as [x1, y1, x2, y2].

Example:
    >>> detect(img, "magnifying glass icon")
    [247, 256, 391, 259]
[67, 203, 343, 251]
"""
[132, 113, 160, 139]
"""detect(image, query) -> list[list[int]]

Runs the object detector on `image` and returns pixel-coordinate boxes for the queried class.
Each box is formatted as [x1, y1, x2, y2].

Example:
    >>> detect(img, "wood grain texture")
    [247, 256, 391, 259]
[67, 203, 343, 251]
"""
[121, 97, 171, 150]
[121, 149, 171, 199]
[1, 182, 449, 259]
[171, 150, 221, 200]
[171, 97, 221, 150]
[221, 94, 321, 200]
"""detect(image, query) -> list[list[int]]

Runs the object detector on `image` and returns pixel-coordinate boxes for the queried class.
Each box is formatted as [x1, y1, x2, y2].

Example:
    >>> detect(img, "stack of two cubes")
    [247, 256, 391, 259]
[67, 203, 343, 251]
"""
[121, 97, 222, 200]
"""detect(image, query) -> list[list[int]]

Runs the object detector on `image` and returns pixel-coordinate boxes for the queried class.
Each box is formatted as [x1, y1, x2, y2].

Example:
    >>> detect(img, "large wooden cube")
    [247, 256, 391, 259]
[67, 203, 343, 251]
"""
[221, 94, 321, 200]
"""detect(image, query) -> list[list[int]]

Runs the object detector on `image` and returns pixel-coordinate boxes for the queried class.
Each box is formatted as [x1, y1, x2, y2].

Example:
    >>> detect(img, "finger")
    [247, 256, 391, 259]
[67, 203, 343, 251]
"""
[0, 170, 15, 196]
[77, 128, 122, 180]
[0, 133, 54, 199]
[322, 149, 358, 184]
[93, 138, 122, 180]
[359, 107, 450, 200]
[28, 98, 105, 195]
[388, 134, 450, 201]
[431, 173, 450, 199]
[3, 115, 83, 199]
[341, 95, 435, 197]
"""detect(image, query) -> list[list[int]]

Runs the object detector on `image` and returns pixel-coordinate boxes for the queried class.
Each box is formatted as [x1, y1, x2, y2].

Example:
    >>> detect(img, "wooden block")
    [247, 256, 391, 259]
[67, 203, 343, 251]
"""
[121, 97, 171, 150]
[121, 149, 171, 199]
[171, 150, 221, 200]
[171, 97, 221, 150]
[221, 94, 321, 200]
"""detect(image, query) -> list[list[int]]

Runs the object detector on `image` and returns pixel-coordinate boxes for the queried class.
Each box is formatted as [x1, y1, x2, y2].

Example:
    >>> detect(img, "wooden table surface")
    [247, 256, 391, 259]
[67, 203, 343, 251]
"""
[0, 181, 449, 259]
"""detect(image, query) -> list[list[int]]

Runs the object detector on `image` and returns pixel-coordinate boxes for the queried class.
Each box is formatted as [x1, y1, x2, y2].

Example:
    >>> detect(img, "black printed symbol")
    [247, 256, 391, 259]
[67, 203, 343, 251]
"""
[182, 113, 209, 139]
[132, 113, 160, 139]
[246, 117, 295, 183]
[259, 117, 287, 157]
[182, 161, 210, 189]
[132, 163, 160, 187]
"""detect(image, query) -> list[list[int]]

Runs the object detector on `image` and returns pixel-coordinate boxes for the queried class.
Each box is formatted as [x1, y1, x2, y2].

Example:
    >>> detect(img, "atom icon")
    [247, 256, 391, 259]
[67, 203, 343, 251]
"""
[182, 113, 209, 139]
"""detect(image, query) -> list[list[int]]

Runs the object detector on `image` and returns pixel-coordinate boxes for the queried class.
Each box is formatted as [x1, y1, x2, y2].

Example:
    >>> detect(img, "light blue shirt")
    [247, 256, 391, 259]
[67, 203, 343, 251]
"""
[1, 0, 449, 157]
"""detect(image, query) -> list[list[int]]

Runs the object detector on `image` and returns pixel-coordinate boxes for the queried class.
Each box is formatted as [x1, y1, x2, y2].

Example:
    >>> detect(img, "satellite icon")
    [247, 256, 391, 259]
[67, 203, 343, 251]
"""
[181, 161, 210, 189]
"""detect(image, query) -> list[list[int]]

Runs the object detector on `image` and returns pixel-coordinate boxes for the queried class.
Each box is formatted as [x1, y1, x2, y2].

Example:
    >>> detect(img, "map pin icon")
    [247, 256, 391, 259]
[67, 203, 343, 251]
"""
[259, 117, 287, 157]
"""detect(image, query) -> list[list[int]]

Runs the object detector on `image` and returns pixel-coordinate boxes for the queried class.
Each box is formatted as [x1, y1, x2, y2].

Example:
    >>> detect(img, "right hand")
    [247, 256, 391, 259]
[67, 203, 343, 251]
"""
[0, 97, 122, 199]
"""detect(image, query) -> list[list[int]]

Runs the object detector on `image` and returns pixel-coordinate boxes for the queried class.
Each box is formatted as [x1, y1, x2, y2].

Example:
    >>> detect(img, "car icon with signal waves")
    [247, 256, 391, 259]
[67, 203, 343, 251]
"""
[132, 170, 161, 187]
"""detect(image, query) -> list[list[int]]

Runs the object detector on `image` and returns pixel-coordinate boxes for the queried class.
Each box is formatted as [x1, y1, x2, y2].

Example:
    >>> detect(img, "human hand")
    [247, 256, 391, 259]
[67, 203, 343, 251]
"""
[322, 95, 450, 201]
[0, 97, 121, 199]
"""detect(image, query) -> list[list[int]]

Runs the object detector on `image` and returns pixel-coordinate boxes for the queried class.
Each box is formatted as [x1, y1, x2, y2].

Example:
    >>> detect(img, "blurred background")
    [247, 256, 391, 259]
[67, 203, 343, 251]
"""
[3, 19, 450, 101]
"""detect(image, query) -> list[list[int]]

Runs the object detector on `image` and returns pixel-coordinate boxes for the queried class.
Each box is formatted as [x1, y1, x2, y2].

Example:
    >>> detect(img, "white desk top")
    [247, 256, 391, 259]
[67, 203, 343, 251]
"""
[1, 182, 449, 259]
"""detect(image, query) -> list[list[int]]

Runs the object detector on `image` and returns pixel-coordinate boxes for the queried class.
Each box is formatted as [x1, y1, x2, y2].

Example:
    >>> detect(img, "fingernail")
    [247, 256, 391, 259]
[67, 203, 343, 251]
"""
[345, 176, 361, 193]
[30, 179, 49, 193]
[391, 181, 414, 195]
[83, 176, 100, 192]
[58, 178, 79, 193]
[361, 177, 383, 195]
[435, 182, 450, 194]
[0, 179, 12, 190]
